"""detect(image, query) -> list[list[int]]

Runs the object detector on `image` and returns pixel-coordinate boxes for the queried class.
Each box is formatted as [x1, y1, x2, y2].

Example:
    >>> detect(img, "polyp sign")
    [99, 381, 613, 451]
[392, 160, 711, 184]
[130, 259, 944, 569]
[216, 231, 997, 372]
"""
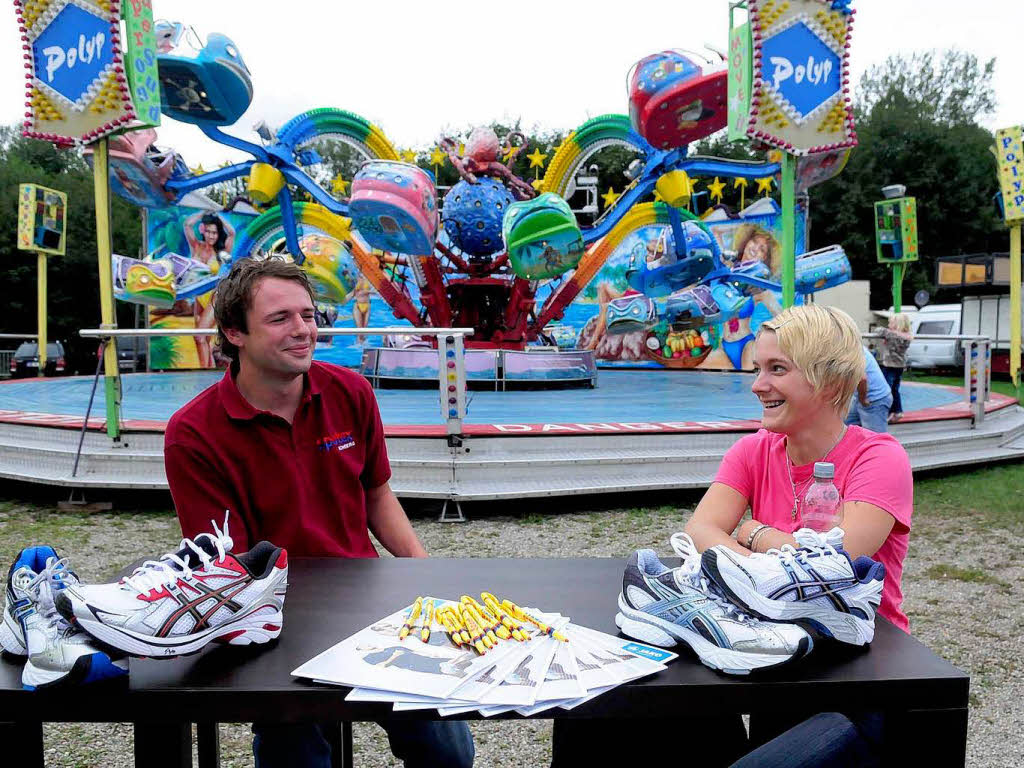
[742, 0, 857, 156]
[996, 126, 1024, 224]
[15, 0, 157, 145]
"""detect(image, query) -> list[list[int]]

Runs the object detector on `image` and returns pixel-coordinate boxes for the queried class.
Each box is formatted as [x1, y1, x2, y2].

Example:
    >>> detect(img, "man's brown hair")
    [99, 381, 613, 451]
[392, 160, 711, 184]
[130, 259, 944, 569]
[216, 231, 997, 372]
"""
[214, 258, 316, 362]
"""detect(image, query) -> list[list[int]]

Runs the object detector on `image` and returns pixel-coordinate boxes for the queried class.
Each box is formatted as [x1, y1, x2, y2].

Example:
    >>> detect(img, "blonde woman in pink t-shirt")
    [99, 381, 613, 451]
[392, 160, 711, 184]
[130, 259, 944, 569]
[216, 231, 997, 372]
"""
[685, 303, 913, 629]
[682, 303, 913, 766]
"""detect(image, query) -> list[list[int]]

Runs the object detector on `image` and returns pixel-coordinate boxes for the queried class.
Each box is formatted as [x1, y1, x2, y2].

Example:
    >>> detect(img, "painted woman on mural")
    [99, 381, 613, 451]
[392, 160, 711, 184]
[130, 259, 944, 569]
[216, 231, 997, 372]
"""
[184, 212, 236, 368]
[700, 224, 783, 370]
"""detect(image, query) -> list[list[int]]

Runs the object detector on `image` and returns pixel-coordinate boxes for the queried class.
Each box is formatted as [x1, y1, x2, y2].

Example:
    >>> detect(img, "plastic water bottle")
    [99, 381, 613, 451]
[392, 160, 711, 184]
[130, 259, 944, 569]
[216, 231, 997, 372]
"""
[801, 462, 843, 531]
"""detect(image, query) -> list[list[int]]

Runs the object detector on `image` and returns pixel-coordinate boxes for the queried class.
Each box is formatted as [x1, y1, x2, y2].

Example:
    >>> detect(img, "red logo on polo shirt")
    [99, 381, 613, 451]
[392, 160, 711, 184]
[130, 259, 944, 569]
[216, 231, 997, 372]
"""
[316, 431, 356, 453]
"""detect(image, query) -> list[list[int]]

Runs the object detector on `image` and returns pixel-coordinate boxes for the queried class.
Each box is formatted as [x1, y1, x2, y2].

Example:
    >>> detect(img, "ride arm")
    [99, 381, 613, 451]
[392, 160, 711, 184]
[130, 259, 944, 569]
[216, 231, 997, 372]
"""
[165, 161, 255, 200]
[581, 176, 658, 244]
[728, 273, 782, 293]
[199, 124, 271, 162]
[280, 166, 349, 216]
[680, 156, 781, 179]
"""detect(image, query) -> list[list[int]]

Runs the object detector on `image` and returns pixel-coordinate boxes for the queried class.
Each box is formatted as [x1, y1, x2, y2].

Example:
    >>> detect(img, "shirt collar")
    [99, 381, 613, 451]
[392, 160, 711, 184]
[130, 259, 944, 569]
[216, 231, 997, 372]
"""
[219, 363, 322, 421]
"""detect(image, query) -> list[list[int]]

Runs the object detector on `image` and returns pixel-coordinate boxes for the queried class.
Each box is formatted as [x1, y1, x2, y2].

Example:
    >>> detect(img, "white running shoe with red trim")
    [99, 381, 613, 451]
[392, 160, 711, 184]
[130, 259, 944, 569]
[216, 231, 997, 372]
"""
[54, 517, 288, 658]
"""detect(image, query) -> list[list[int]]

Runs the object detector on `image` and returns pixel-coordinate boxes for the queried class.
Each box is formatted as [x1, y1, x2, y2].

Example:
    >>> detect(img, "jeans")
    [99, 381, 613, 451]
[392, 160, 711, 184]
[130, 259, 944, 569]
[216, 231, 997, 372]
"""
[846, 394, 892, 433]
[731, 712, 884, 768]
[252, 719, 474, 768]
[881, 365, 904, 415]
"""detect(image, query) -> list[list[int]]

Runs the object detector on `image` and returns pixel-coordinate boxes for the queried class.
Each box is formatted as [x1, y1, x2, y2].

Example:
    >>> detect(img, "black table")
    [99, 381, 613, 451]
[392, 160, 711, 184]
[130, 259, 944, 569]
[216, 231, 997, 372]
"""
[0, 558, 969, 767]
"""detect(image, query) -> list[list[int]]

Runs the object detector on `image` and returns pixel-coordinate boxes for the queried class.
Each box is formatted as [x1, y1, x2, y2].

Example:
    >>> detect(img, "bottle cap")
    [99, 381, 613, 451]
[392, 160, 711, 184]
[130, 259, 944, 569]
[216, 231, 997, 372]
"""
[813, 461, 835, 479]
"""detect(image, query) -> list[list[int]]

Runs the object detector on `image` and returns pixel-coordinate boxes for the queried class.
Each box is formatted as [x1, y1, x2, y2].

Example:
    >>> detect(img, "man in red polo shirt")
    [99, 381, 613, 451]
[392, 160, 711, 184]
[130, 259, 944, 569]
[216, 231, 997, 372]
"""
[164, 258, 473, 768]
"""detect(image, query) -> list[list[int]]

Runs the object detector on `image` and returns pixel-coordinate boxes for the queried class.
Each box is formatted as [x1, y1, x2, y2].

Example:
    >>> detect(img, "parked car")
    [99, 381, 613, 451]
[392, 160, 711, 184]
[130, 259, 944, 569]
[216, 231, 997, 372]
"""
[906, 304, 963, 369]
[115, 336, 147, 372]
[10, 341, 69, 378]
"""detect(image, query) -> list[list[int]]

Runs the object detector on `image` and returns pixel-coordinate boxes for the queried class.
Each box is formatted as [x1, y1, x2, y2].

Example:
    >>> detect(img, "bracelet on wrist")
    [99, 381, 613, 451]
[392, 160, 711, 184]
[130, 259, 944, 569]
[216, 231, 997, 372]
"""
[749, 525, 772, 553]
[744, 523, 769, 550]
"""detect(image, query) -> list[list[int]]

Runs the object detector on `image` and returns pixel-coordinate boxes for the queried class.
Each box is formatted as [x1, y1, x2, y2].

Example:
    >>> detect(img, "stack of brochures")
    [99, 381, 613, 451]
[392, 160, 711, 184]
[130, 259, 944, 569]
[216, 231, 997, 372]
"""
[291, 596, 677, 716]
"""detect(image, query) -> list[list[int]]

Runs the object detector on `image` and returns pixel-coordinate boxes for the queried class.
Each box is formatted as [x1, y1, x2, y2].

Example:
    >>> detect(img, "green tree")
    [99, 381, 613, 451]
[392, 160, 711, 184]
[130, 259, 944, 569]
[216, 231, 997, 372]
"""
[0, 127, 143, 373]
[810, 49, 1003, 307]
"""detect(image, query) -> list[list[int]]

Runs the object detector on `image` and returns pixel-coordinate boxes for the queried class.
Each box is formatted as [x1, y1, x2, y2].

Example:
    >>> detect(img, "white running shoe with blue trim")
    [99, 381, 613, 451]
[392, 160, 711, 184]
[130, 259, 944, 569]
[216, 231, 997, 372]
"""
[1, 547, 128, 690]
[701, 527, 885, 646]
[615, 533, 812, 675]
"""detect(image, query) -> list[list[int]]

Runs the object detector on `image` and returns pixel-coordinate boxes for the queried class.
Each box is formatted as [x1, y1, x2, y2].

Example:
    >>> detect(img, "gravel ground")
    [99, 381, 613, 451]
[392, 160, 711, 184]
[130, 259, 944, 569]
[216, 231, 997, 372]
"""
[0, 488, 1021, 767]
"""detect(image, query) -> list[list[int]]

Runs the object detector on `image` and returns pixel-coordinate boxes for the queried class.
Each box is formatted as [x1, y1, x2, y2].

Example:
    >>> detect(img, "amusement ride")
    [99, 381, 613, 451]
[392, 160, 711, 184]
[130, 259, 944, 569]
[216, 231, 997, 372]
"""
[97, 23, 853, 384]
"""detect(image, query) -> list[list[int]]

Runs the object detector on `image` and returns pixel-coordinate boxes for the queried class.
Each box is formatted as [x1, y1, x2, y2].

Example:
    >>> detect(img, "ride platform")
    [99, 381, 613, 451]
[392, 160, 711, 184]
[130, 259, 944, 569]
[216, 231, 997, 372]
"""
[0, 370, 1020, 503]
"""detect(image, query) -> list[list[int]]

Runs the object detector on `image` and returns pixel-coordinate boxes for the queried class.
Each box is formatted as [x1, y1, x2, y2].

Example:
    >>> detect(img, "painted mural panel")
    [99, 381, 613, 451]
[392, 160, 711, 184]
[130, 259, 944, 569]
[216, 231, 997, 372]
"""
[535, 199, 807, 371]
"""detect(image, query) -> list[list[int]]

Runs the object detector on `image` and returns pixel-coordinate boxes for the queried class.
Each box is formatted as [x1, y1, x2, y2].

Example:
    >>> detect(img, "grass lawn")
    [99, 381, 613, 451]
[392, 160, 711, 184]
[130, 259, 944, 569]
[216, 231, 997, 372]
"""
[904, 369, 1020, 399]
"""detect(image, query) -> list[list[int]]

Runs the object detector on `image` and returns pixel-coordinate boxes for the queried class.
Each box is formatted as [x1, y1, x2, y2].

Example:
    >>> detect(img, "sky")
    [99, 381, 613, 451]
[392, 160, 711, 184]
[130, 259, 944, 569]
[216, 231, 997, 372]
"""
[3, 0, 1021, 169]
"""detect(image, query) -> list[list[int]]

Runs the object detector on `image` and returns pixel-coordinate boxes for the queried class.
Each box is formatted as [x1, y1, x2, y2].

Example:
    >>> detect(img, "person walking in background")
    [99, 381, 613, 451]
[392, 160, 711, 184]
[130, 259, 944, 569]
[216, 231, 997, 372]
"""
[846, 346, 893, 434]
[878, 313, 913, 423]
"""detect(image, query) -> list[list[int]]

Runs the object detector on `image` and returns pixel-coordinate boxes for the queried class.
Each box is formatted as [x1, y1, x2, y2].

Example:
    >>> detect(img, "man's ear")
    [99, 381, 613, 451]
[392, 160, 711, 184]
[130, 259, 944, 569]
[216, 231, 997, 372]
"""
[222, 326, 246, 349]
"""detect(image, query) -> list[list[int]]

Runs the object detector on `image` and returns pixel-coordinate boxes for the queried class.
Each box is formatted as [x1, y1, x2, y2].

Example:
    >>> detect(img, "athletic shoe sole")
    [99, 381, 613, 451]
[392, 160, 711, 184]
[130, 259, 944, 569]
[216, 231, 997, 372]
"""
[22, 651, 128, 691]
[55, 592, 283, 658]
[701, 549, 876, 646]
[614, 592, 812, 675]
[0, 613, 27, 656]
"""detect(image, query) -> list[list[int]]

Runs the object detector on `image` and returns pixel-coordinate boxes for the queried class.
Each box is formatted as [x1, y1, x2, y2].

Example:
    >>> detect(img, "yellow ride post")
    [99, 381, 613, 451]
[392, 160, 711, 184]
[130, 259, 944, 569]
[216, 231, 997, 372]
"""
[37, 251, 46, 376]
[92, 138, 122, 439]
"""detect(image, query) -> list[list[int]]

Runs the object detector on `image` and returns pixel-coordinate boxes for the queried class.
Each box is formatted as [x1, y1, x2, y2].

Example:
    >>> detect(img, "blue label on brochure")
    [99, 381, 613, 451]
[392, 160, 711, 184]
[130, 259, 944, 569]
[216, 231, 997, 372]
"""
[622, 642, 675, 663]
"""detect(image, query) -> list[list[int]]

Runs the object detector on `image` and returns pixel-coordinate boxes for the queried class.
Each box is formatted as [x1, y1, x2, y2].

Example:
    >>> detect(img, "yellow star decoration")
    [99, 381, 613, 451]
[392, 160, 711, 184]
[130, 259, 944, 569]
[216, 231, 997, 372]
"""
[526, 147, 548, 169]
[429, 146, 447, 167]
[756, 177, 774, 196]
[502, 145, 517, 163]
[190, 163, 207, 176]
[733, 177, 748, 189]
[331, 175, 349, 196]
[400, 149, 417, 164]
[707, 177, 726, 203]
[531, 178, 545, 191]
[601, 187, 620, 209]
[686, 176, 700, 196]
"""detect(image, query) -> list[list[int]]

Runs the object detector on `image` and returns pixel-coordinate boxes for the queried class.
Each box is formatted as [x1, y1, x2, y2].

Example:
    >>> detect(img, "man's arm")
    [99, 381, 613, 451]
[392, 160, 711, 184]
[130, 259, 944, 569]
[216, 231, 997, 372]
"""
[365, 482, 428, 557]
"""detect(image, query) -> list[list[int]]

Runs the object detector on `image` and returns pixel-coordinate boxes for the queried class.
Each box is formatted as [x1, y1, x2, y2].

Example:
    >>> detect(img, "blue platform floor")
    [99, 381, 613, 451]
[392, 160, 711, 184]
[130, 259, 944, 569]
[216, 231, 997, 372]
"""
[0, 370, 961, 427]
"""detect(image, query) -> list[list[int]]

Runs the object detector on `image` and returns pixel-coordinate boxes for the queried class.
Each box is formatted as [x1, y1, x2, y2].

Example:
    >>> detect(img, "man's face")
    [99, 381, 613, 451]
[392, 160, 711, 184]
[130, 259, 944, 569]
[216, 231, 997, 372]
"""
[229, 277, 317, 378]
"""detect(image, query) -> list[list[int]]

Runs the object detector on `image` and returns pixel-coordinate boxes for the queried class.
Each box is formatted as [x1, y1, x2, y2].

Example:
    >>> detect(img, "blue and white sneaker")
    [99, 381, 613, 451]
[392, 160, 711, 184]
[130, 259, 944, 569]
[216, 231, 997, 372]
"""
[701, 527, 885, 646]
[1, 547, 128, 690]
[615, 533, 812, 675]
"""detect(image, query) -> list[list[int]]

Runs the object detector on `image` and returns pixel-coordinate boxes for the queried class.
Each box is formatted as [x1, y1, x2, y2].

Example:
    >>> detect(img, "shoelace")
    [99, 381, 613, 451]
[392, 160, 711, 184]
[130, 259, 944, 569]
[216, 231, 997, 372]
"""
[669, 532, 752, 623]
[763, 528, 842, 568]
[123, 513, 233, 595]
[26, 557, 77, 636]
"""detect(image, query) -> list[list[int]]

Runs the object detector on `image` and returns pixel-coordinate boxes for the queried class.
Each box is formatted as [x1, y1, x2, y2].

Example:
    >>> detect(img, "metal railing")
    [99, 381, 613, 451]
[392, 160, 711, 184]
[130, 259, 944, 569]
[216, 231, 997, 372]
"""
[865, 332, 993, 425]
[77, 327, 474, 486]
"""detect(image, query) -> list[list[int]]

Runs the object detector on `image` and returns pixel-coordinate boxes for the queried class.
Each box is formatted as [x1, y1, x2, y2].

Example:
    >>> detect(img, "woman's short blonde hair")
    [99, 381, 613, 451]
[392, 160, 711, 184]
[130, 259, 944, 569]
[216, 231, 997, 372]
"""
[758, 304, 865, 411]
[892, 312, 912, 333]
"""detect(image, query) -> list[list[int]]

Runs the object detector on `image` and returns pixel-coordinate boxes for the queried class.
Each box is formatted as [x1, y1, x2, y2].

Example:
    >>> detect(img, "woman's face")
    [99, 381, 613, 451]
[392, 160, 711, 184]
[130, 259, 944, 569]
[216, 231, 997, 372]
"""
[888, 316, 897, 330]
[742, 235, 769, 264]
[750, 331, 829, 435]
[201, 223, 220, 245]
